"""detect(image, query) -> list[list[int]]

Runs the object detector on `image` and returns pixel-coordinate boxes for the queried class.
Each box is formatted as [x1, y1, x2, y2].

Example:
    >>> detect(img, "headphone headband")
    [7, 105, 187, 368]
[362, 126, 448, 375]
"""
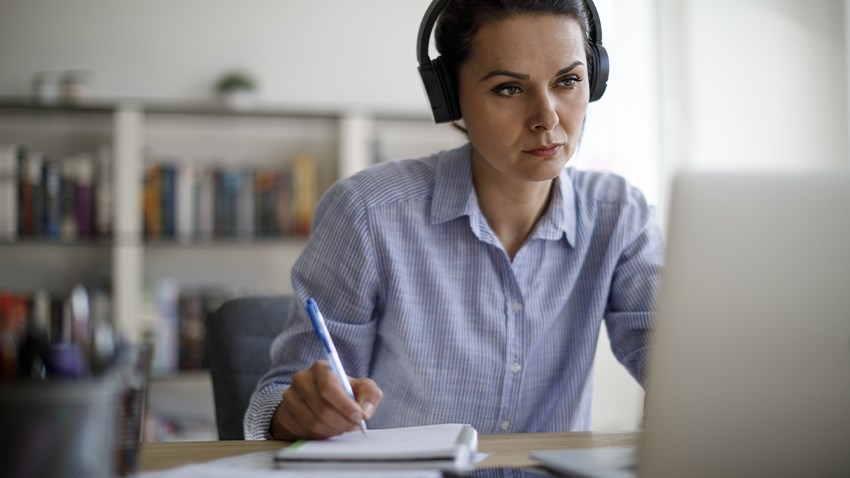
[417, 0, 609, 123]
[417, 0, 450, 66]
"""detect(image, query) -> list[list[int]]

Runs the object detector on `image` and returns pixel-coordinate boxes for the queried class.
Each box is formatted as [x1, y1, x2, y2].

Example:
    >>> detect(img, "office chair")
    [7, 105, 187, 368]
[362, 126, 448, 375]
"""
[206, 295, 293, 440]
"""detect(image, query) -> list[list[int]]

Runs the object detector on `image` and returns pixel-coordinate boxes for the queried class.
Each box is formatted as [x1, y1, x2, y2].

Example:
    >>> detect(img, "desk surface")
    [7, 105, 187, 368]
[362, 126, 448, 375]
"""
[139, 430, 640, 472]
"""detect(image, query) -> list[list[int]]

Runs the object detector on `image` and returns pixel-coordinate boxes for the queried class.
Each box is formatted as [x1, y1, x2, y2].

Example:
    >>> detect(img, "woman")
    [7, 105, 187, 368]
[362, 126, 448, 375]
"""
[245, 0, 663, 440]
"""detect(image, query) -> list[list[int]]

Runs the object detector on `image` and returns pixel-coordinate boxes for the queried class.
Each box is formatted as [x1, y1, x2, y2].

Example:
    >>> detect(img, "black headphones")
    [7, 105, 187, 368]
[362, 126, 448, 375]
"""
[417, 0, 609, 124]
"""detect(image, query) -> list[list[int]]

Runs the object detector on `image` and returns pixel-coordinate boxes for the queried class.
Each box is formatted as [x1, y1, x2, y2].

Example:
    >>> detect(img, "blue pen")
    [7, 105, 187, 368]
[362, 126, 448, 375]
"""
[305, 297, 368, 437]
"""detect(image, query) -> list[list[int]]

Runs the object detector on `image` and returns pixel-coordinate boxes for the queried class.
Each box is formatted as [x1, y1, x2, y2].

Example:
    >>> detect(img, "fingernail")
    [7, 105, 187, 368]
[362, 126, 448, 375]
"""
[363, 401, 375, 419]
[348, 411, 363, 422]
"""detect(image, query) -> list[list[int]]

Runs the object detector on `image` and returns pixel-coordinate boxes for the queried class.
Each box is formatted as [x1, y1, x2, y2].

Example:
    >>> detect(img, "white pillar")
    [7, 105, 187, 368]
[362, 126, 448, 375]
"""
[112, 104, 144, 342]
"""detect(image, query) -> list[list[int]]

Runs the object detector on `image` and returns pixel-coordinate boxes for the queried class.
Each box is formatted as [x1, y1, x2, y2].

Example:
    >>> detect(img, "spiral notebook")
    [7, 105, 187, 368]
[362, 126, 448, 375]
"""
[274, 423, 478, 472]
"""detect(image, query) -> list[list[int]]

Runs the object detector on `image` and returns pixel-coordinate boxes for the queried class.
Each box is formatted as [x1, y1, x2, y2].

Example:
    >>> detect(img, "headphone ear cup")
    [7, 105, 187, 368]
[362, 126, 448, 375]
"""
[588, 42, 609, 102]
[431, 57, 461, 121]
[418, 56, 462, 123]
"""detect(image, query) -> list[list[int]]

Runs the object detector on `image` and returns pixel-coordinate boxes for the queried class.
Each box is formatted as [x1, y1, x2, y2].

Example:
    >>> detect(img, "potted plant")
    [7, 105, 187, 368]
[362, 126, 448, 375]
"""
[215, 70, 258, 109]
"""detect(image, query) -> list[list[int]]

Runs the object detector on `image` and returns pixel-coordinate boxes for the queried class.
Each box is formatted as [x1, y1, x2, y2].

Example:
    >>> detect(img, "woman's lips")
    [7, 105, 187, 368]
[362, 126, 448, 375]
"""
[523, 144, 563, 158]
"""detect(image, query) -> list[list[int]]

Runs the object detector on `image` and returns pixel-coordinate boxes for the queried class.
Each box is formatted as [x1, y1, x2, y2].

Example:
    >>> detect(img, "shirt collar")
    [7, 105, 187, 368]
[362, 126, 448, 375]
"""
[430, 143, 577, 247]
[534, 169, 577, 247]
[431, 143, 477, 225]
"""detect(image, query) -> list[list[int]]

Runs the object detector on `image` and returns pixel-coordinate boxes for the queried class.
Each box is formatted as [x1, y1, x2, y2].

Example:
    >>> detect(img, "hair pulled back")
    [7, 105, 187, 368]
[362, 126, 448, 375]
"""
[434, 0, 594, 86]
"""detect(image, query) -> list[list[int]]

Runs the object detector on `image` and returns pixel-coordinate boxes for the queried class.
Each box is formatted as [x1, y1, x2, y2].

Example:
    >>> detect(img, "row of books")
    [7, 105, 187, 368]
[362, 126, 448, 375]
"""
[0, 143, 112, 242]
[143, 281, 254, 375]
[143, 152, 319, 242]
[0, 142, 323, 244]
[0, 284, 113, 381]
[0, 280, 235, 380]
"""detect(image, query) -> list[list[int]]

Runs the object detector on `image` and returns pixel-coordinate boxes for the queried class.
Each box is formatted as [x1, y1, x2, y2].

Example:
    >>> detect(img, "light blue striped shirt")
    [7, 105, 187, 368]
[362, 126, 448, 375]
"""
[245, 143, 663, 439]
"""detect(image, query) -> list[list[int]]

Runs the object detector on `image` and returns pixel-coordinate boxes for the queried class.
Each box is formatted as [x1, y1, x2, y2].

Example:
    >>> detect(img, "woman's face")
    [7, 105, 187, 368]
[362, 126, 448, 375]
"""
[458, 14, 590, 185]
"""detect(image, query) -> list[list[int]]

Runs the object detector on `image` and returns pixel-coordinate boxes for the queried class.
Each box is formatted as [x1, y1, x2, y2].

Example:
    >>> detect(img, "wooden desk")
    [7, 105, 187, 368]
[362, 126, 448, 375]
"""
[139, 431, 639, 472]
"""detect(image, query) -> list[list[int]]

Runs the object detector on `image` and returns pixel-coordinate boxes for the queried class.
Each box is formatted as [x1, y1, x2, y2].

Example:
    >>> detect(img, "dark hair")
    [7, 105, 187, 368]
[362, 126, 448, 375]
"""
[435, 0, 593, 87]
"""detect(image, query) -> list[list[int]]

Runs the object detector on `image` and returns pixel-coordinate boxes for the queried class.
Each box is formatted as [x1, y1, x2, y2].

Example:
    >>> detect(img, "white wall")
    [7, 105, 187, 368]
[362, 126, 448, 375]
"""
[0, 0, 433, 112]
[658, 0, 848, 219]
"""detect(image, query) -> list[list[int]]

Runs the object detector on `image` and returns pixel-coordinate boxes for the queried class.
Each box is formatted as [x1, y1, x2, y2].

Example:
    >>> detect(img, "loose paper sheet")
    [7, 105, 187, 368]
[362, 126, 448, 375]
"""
[138, 450, 442, 478]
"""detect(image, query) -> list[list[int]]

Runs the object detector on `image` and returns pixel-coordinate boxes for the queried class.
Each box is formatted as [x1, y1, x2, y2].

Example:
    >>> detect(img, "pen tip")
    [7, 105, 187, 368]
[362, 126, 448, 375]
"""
[359, 420, 368, 437]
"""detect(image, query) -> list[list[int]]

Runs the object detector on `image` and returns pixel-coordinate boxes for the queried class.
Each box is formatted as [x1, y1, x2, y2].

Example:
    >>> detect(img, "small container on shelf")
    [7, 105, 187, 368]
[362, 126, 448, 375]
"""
[31, 71, 61, 105]
[61, 70, 93, 104]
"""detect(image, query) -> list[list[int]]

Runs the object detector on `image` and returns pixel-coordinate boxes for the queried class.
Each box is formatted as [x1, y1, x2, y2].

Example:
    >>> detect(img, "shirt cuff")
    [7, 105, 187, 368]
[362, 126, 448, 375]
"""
[243, 383, 287, 440]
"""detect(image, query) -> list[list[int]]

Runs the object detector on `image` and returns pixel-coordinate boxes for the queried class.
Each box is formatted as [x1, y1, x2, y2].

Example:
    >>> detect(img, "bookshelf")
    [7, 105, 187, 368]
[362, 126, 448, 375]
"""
[0, 97, 465, 439]
[0, 97, 460, 337]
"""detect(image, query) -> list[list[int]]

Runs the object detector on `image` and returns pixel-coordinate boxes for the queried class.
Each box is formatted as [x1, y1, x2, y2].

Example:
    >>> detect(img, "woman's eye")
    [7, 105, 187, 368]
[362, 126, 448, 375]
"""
[557, 76, 583, 88]
[493, 84, 522, 97]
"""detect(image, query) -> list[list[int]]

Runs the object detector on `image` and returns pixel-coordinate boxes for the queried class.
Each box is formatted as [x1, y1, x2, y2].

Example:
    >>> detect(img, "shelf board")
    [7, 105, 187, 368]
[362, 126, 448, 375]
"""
[0, 95, 435, 122]
[143, 237, 309, 249]
[0, 96, 117, 114]
[0, 238, 113, 248]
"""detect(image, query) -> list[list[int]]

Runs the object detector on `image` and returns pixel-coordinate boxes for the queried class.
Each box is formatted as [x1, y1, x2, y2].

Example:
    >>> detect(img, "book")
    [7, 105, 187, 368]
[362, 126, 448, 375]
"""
[254, 169, 275, 237]
[290, 151, 317, 236]
[60, 156, 78, 242]
[194, 166, 214, 241]
[43, 159, 62, 240]
[175, 162, 196, 244]
[177, 291, 205, 370]
[235, 168, 255, 239]
[19, 150, 44, 238]
[95, 145, 112, 238]
[149, 279, 179, 375]
[274, 423, 478, 472]
[159, 163, 176, 240]
[143, 163, 162, 240]
[75, 153, 94, 239]
[0, 144, 18, 241]
[216, 167, 241, 238]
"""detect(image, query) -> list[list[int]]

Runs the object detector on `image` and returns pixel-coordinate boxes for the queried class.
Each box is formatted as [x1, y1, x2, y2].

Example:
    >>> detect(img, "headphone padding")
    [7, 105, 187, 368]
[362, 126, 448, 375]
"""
[418, 56, 461, 124]
[588, 42, 609, 102]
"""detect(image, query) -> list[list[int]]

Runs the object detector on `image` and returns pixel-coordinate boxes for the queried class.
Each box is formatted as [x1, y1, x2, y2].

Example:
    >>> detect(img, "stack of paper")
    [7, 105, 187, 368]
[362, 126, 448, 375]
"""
[274, 423, 478, 472]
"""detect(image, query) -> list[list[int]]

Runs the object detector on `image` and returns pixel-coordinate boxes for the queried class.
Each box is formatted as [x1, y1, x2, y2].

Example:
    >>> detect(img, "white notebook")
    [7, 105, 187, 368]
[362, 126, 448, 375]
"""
[273, 423, 478, 472]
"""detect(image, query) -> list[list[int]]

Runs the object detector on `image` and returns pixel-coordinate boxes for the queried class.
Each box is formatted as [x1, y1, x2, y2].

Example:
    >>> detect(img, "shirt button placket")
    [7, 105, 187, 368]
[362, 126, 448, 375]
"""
[501, 297, 523, 433]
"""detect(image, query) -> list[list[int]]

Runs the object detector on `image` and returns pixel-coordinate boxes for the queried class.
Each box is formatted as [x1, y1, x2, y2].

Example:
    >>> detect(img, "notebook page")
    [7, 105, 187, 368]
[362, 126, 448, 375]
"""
[275, 424, 474, 461]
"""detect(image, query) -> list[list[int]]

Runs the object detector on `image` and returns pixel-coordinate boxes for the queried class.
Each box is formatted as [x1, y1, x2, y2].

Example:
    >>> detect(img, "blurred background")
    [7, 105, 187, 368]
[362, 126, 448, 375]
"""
[0, 0, 847, 440]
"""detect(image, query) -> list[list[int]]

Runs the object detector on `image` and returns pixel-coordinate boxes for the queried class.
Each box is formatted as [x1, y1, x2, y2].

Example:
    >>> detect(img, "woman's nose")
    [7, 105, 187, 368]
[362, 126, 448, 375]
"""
[528, 91, 559, 131]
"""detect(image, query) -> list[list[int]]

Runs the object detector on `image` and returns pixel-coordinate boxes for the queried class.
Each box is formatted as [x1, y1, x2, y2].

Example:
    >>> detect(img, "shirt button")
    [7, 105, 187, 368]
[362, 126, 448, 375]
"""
[511, 301, 523, 313]
[500, 420, 510, 431]
[510, 362, 522, 373]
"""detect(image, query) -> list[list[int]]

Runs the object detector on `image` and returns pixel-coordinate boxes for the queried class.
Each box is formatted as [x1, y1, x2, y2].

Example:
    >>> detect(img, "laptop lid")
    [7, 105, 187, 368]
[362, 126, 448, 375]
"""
[639, 172, 850, 477]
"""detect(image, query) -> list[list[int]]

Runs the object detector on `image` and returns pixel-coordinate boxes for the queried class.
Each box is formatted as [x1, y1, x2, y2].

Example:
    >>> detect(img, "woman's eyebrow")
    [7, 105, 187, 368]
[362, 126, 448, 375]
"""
[479, 60, 586, 82]
[555, 61, 585, 76]
[479, 69, 529, 82]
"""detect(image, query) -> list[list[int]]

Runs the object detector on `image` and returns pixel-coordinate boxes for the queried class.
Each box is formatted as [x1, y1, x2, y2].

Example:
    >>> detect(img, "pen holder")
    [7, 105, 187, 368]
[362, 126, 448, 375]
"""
[114, 342, 153, 477]
[0, 374, 119, 478]
[0, 342, 153, 478]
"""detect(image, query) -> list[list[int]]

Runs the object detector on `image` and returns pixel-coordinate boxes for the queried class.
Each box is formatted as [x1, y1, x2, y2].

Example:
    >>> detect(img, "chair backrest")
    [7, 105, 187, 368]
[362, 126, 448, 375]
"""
[206, 295, 293, 440]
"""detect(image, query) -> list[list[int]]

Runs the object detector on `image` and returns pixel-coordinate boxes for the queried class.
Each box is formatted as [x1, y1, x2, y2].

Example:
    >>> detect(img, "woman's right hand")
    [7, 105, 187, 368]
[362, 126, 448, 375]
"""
[270, 360, 383, 440]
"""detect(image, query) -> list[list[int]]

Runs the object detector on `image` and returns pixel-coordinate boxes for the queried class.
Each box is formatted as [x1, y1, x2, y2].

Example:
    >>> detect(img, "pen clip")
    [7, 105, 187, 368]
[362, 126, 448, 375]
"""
[306, 298, 332, 354]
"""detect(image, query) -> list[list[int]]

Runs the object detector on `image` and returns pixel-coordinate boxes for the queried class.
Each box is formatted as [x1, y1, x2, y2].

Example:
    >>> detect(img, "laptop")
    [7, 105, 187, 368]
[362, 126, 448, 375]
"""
[533, 172, 850, 477]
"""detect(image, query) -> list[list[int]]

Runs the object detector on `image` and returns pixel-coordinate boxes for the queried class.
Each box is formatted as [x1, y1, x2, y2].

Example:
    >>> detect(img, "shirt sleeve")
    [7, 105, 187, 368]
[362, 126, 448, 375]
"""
[243, 178, 382, 440]
[604, 186, 664, 386]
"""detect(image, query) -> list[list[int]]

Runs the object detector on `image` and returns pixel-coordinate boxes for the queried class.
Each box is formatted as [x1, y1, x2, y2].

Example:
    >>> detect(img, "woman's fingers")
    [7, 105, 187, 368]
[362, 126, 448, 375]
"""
[351, 376, 383, 420]
[271, 360, 381, 440]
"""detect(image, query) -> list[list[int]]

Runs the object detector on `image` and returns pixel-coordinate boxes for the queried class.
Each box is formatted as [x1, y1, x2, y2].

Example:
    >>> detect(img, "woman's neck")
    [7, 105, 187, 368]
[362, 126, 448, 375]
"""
[472, 161, 555, 260]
